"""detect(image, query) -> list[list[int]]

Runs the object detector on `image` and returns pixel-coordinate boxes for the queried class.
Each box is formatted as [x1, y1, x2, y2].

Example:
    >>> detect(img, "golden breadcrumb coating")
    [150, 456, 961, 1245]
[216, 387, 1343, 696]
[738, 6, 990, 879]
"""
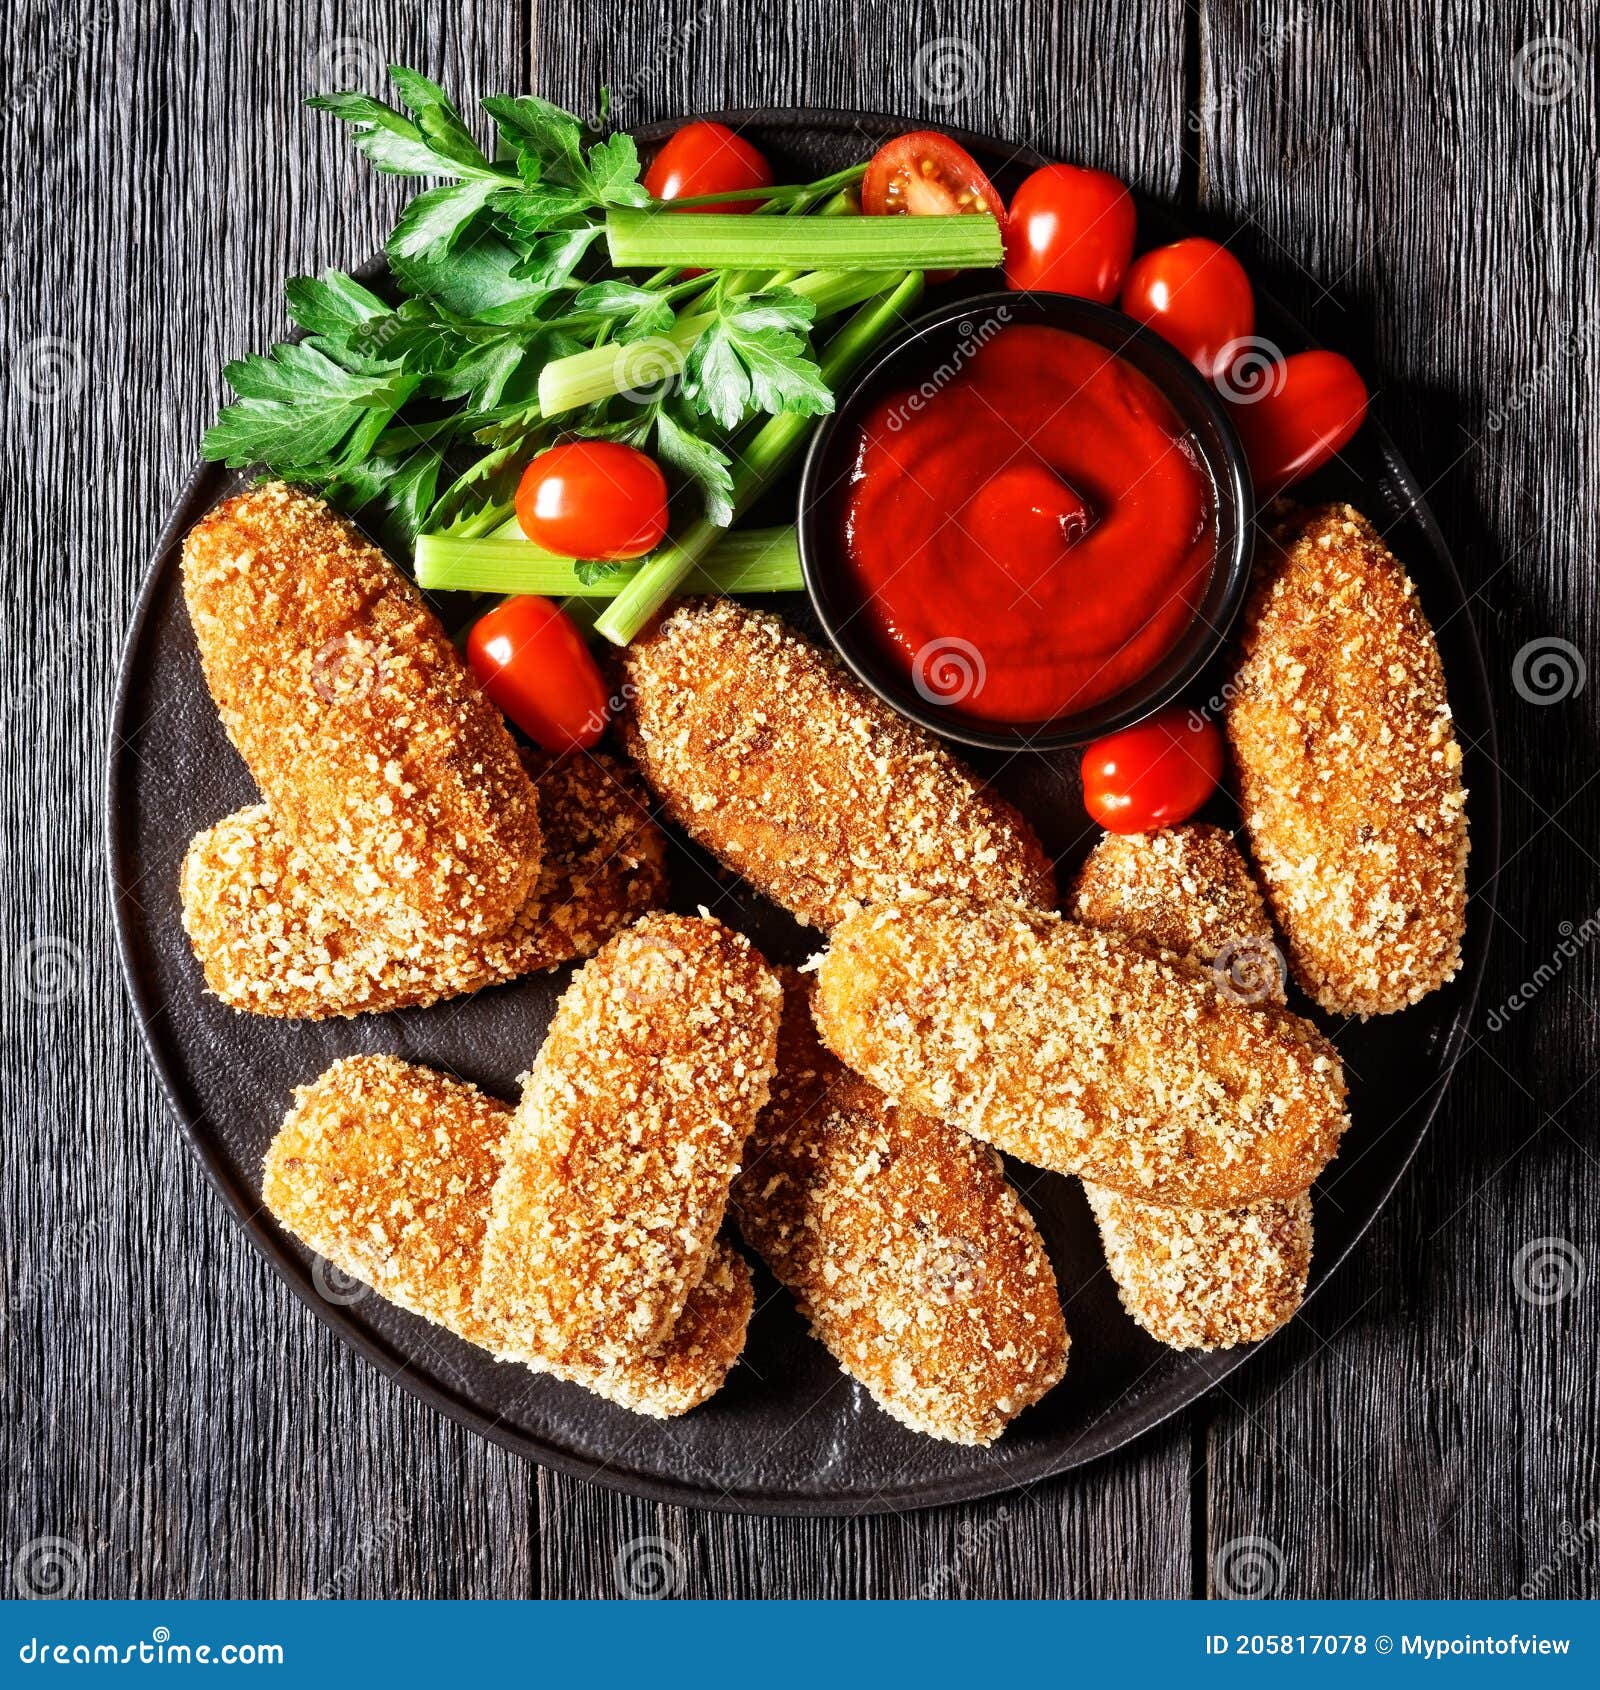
[1083, 1184, 1313, 1351]
[1072, 827, 1313, 1349]
[1226, 504, 1469, 1017]
[734, 976, 1068, 1445]
[1074, 825, 1282, 989]
[476, 913, 782, 1366]
[182, 482, 541, 944]
[262, 1055, 751, 1416]
[815, 898, 1348, 1209]
[619, 599, 1055, 929]
[180, 752, 668, 1018]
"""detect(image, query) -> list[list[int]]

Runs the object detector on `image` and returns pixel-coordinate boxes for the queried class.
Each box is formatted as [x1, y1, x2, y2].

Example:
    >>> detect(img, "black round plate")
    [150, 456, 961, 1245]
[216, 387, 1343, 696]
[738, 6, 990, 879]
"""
[108, 110, 1499, 1516]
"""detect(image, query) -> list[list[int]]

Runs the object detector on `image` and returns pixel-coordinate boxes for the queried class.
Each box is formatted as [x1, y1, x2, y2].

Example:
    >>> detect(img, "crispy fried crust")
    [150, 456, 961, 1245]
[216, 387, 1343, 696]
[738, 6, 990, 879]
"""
[180, 753, 668, 1018]
[1072, 827, 1313, 1349]
[476, 914, 782, 1366]
[1225, 504, 1469, 1016]
[734, 976, 1068, 1445]
[619, 600, 1055, 930]
[1083, 1184, 1313, 1351]
[262, 1055, 751, 1416]
[182, 482, 541, 944]
[815, 898, 1348, 1209]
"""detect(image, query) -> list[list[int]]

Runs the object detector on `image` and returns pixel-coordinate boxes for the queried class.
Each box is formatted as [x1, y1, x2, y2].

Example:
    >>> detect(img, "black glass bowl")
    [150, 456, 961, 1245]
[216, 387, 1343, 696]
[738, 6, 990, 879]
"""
[796, 289, 1256, 751]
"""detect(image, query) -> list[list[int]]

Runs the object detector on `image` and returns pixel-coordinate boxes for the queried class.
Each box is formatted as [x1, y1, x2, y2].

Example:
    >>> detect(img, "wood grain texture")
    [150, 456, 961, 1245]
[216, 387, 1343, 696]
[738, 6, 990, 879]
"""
[1194, 0, 1600, 1600]
[2, 0, 1593, 1602]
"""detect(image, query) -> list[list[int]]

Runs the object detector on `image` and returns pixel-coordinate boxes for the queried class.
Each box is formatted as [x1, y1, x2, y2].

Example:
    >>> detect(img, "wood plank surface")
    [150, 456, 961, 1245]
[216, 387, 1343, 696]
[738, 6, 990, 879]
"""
[1, 0, 1593, 1602]
[1193, 0, 1600, 1601]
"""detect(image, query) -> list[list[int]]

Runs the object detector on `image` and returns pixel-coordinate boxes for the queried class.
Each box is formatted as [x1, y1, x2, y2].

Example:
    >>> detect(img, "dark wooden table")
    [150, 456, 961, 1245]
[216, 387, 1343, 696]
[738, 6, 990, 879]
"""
[5, 0, 1596, 1600]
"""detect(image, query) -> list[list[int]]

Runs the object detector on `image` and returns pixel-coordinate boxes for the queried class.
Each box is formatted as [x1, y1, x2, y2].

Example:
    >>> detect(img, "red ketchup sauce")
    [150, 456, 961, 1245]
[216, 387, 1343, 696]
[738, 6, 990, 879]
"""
[841, 324, 1216, 724]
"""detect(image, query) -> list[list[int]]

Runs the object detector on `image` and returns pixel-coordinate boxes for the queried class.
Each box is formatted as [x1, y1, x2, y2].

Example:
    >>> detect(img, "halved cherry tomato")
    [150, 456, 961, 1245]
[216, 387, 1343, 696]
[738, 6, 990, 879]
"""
[862, 131, 1002, 218]
[862, 131, 1002, 283]
[1004, 163, 1137, 302]
[1120, 237, 1255, 381]
[1080, 708, 1223, 834]
[1228, 350, 1368, 493]
[467, 596, 610, 755]
[644, 120, 773, 212]
[514, 442, 668, 561]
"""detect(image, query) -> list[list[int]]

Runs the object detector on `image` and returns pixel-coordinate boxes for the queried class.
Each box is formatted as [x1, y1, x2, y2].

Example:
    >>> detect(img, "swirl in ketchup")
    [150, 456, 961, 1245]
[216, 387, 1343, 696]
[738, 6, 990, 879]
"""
[842, 324, 1216, 724]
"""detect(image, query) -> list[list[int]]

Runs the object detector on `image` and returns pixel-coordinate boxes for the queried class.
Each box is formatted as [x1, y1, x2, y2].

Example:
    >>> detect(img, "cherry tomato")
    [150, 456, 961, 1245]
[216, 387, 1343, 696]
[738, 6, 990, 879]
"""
[1120, 237, 1255, 381]
[862, 131, 1002, 218]
[1080, 708, 1223, 834]
[644, 120, 773, 212]
[1228, 350, 1369, 493]
[1004, 163, 1137, 302]
[514, 442, 668, 561]
[467, 596, 610, 755]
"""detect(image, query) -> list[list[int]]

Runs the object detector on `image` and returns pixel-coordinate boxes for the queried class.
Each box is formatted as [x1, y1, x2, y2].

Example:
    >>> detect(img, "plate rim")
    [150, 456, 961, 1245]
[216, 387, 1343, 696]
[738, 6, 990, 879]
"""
[106, 104, 1501, 1518]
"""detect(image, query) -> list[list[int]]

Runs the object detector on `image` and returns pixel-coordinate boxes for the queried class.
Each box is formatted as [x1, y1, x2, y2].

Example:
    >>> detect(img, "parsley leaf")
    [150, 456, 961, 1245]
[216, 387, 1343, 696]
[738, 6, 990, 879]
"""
[655, 404, 735, 526]
[683, 288, 832, 430]
[571, 280, 677, 337]
[202, 342, 416, 470]
[388, 175, 509, 261]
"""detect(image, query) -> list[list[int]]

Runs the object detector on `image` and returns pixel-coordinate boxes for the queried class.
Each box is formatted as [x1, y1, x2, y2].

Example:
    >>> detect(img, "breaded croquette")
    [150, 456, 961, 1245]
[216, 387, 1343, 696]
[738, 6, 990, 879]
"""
[619, 599, 1055, 929]
[1073, 824, 1284, 993]
[1226, 504, 1469, 1017]
[815, 899, 1348, 1209]
[180, 753, 668, 1018]
[734, 976, 1068, 1445]
[476, 914, 782, 1366]
[1072, 827, 1314, 1349]
[265, 1055, 751, 1414]
[1083, 1184, 1313, 1351]
[182, 483, 541, 944]
[263, 1056, 752, 1416]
